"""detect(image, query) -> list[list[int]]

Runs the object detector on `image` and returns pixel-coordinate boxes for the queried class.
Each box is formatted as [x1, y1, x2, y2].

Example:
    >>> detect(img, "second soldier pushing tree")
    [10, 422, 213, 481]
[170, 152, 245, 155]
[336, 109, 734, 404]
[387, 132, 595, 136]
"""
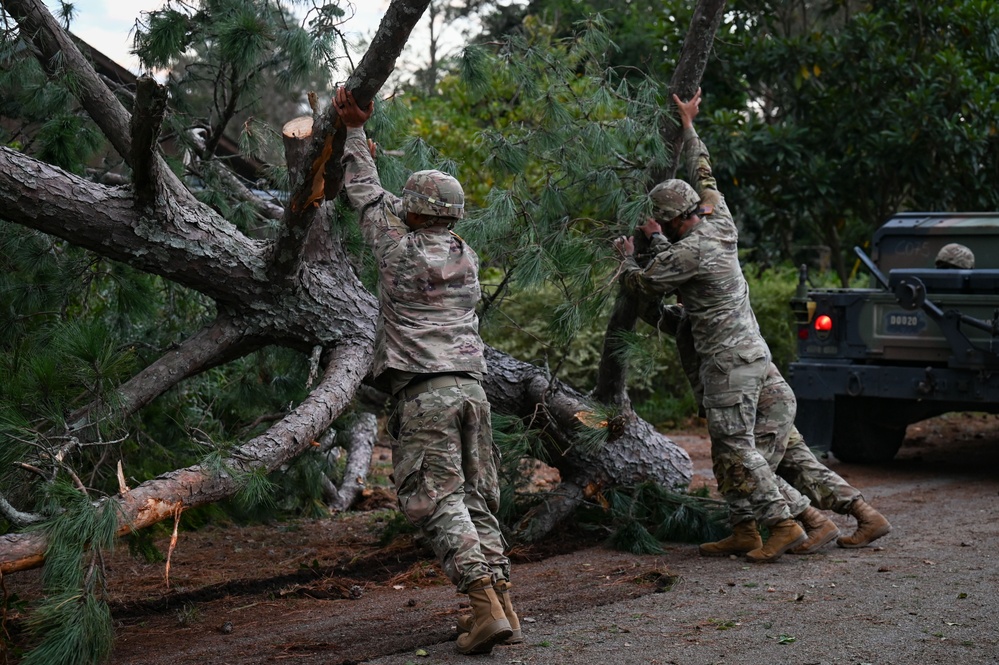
[613, 88, 807, 562]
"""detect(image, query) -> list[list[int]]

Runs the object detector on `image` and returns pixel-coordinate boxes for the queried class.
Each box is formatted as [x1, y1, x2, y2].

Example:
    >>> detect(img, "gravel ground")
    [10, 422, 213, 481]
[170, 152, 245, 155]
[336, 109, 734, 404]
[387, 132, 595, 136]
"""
[369, 414, 999, 665]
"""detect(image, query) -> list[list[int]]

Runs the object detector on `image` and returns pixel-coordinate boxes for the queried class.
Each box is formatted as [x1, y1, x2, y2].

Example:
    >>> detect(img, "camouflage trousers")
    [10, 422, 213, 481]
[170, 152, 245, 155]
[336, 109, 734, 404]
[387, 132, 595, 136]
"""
[726, 365, 809, 523]
[779, 426, 862, 514]
[390, 380, 509, 593]
[726, 364, 863, 523]
[702, 349, 793, 527]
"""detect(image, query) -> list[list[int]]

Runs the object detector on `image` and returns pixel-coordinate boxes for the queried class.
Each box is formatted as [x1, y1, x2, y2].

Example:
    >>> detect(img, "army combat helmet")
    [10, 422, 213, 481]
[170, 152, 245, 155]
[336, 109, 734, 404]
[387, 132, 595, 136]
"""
[649, 179, 700, 223]
[402, 170, 465, 220]
[935, 243, 975, 270]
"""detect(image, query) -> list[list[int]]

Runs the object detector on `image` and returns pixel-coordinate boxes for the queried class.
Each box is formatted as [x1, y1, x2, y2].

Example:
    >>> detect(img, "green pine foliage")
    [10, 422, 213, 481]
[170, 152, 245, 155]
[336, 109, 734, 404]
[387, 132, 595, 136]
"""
[384, 17, 688, 407]
[19, 482, 120, 665]
[0, 27, 104, 174]
[585, 482, 728, 555]
[20, 592, 114, 665]
[131, 0, 342, 232]
[745, 263, 800, 374]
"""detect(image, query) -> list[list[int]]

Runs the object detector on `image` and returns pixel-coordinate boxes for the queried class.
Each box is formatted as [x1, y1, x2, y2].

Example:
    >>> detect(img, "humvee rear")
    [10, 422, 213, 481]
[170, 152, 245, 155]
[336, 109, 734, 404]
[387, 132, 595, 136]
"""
[788, 213, 999, 462]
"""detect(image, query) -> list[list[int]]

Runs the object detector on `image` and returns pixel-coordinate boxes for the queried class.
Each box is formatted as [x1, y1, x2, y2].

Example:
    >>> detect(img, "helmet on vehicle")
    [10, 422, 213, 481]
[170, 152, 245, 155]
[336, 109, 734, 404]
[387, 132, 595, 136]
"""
[935, 243, 975, 270]
[402, 170, 465, 220]
[649, 179, 701, 222]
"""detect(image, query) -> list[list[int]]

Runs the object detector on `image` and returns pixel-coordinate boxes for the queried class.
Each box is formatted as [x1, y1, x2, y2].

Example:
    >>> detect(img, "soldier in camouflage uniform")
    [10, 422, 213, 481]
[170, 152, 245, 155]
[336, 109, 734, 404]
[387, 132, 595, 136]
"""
[335, 88, 516, 655]
[614, 88, 806, 562]
[642, 301, 892, 551]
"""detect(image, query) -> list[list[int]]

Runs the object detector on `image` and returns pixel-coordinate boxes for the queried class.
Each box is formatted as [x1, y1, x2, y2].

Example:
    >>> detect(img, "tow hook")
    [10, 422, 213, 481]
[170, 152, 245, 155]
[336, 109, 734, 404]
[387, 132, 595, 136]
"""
[847, 372, 863, 396]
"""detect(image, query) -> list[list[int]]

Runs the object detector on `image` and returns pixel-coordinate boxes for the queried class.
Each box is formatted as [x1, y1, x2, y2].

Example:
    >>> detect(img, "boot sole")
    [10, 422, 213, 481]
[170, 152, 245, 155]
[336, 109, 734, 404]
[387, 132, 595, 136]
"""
[456, 621, 513, 655]
[457, 620, 523, 645]
[789, 527, 841, 555]
[837, 523, 892, 548]
[745, 532, 809, 563]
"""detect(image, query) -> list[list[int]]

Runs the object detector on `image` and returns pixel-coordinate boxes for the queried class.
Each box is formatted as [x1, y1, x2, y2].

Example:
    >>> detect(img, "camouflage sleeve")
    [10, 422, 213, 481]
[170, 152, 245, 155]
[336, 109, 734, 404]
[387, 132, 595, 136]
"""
[342, 127, 406, 250]
[620, 239, 700, 297]
[680, 126, 721, 209]
[648, 233, 671, 253]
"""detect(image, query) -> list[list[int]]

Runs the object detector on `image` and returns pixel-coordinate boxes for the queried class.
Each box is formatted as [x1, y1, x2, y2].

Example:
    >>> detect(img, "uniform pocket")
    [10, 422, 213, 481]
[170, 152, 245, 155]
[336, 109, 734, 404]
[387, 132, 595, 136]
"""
[704, 390, 750, 439]
[395, 450, 439, 527]
[736, 346, 767, 364]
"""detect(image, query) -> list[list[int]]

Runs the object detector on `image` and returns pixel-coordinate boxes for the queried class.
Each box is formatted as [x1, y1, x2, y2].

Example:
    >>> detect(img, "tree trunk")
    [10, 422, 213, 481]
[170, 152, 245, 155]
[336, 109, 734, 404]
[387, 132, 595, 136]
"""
[594, 0, 729, 404]
[485, 347, 692, 541]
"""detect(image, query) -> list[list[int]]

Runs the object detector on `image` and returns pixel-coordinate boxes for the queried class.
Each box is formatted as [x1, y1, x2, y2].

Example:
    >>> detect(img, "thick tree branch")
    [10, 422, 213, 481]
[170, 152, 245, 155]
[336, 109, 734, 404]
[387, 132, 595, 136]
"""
[484, 346, 691, 490]
[66, 316, 257, 435]
[0, 146, 267, 305]
[131, 76, 169, 208]
[0, 339, 372, 575]
[0, 140, 379, 349]
[594, 0, 727, 406]
[592, 285, 638, 406]
[652, 0, 727, 184]
[0, 495, 43, 528]
[324, 412, 378, 512]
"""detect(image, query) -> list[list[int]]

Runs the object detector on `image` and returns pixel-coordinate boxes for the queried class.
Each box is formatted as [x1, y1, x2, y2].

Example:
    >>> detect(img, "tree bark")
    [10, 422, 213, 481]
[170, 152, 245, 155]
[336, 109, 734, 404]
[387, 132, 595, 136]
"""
[485, 347, 692, 540]
[323, 412, 379, 513]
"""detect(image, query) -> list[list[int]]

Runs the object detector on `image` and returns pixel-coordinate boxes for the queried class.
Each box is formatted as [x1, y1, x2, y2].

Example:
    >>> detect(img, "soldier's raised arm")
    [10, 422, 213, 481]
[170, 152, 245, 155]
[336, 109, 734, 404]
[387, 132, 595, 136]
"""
[335, 88, 405, 251]
[672, 88, 721, 207]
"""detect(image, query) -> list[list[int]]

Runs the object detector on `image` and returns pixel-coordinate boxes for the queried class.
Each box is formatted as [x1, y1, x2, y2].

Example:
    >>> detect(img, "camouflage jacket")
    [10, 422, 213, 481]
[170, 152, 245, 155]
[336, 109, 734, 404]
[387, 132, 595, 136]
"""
[341, 127, 487, 382]
[621, 126, 768, 362]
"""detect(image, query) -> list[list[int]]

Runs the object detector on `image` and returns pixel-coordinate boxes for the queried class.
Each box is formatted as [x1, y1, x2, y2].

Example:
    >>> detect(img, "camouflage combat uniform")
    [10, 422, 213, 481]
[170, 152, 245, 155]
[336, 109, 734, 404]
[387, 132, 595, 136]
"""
[644, 301, 863, 518]
[342, 126, 509, 592]
[620, 125, 793, 527]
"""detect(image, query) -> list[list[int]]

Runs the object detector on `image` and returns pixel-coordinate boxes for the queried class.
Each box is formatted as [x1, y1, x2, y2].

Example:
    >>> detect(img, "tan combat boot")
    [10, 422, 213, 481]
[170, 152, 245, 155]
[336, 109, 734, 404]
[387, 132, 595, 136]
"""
[457, 579, 523, 644]
[837, 499, 891, 548]
[455, 577, 512, 655]
[745, 518, 807, 563]
[790, 506, 840, 554]
[698, 520, 762, 557]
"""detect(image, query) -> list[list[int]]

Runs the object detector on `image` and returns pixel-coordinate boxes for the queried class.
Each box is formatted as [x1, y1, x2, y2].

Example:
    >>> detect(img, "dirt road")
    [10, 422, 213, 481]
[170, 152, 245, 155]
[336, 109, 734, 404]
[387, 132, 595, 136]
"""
[6, 413, 999, 665]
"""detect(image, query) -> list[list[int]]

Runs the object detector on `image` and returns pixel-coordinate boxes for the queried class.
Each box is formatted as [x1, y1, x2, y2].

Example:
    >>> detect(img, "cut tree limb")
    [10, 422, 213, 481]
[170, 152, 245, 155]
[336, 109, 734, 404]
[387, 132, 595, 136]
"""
[131, 76, 169, 208]
[0, 340, 371, 575]
[324, 412, 379, 513]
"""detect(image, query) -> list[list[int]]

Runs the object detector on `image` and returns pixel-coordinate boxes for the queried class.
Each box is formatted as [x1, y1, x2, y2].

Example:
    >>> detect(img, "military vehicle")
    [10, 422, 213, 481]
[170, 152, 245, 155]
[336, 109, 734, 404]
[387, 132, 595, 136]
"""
[788, 213, 999, 462]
